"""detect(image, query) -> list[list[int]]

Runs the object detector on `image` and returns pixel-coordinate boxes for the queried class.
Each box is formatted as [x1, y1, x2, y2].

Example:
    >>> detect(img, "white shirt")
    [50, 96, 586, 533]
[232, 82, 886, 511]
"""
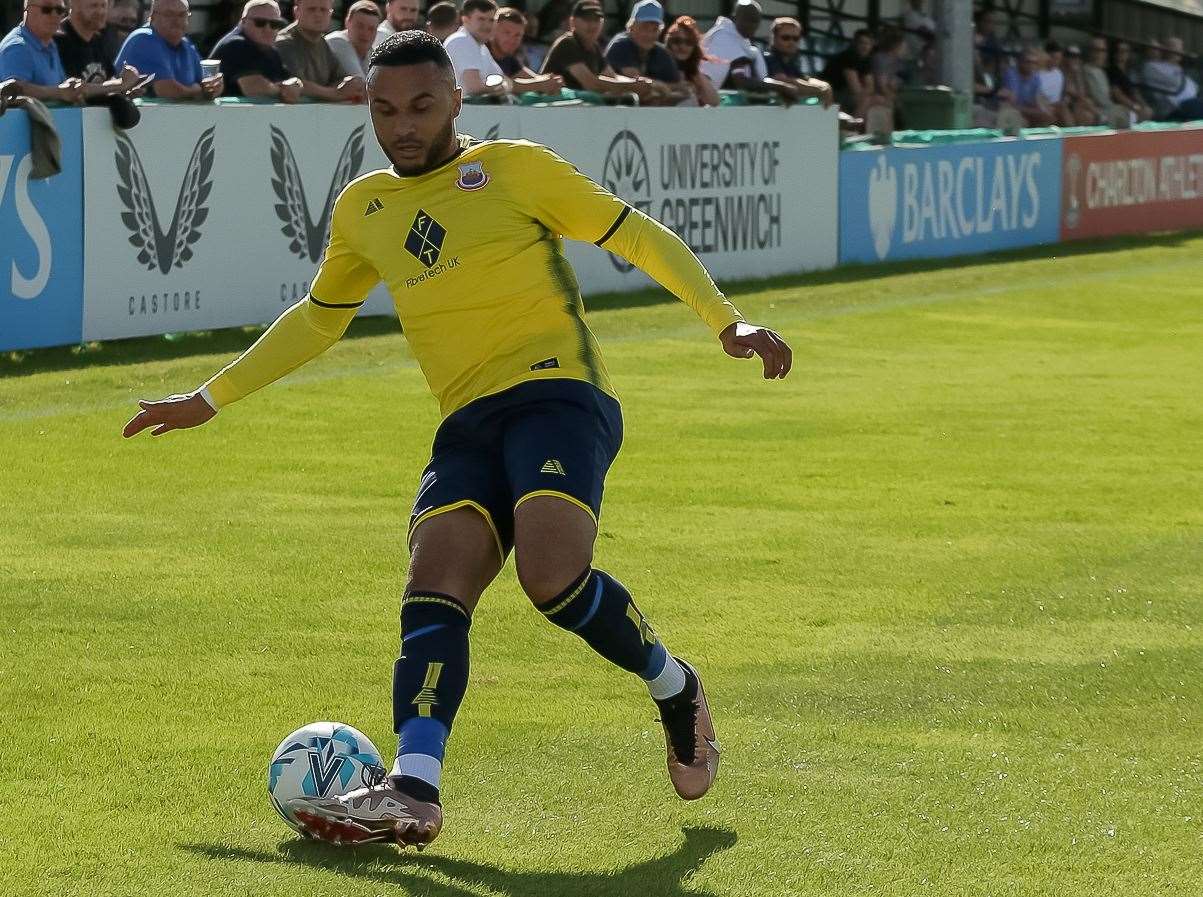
[373, 19, 397, 49]
[700, 16, 767, 88]
[443, 26, 504, 89]
[1037, 67, 1064, 103]
[326, 29, 368, 78]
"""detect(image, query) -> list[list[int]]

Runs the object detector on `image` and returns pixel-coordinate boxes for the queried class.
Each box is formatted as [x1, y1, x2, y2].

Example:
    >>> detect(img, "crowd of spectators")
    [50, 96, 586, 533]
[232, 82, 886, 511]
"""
[973, 10, 1201, 129]
[1, 0, 1199, 129]
[0, 0, 838, 109]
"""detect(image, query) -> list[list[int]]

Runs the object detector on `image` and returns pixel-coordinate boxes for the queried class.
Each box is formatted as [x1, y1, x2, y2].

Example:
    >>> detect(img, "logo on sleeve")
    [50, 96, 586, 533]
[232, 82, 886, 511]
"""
[404, 210, 446, 266]
[455, 161, 490, 191]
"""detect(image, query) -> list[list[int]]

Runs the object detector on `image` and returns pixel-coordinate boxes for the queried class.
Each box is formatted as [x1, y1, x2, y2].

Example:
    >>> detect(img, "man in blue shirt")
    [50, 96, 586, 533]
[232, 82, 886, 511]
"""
[603, 0, 687, 104]
[115, 0, 222, 99]
[1000, 47, 1054, 127]
[0, 0, 85, 103]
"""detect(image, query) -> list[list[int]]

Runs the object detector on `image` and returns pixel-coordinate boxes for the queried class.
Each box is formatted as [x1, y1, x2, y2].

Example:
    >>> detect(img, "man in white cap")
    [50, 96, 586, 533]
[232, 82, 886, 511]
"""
[603, 0, 687, 103]
[702, 0, 828, 105]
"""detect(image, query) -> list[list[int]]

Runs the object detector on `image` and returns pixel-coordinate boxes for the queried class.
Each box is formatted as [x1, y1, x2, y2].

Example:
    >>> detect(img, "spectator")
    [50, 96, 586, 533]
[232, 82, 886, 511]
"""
[820, 27, 875, 114]
[103, 0, 138, 62]
[974, 8, 1005, 82]
[972, 46, 1001, 126]
[375, 0, 417, 48]
[488, 6, 561, 93]
[604, 0, 687, 105]
[0, 0, 84, 102]
[210, 0, 301, 101]
[325, 0, 377, 78]
[425, 1, 457, 43]
[1108, 39, 1151, 121]
[1061, 44, 1098, 125]
[663, 15, 716, 106]
[115, 0, 220, 99]
[55, 0, 144, 98]
[870, 26, 906, 105]
[445, 0, 512, 96]
[901, 0, 934, 61]
[1083, 37, 1129, 127]
[275, 0, 364, 101]
[540, 0, 651, 99]
[763, 16, 831, 106]
[1036, 41, 1073, 125]
[1000, 46, 1054, 126]
[1143, 36, 1199, 119]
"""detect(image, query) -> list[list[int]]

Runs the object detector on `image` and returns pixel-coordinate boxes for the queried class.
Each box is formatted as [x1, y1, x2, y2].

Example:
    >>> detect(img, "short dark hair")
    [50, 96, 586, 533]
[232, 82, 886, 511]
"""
[370, 30, 454, 70]
[427, 0, 458, 27]
[463, 0, 497, 16]
[496, 6, 525, 25]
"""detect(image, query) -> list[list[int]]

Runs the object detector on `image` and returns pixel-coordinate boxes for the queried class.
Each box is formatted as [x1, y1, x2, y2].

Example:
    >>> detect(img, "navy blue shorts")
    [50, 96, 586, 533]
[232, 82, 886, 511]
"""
[409, 378, 624, 559]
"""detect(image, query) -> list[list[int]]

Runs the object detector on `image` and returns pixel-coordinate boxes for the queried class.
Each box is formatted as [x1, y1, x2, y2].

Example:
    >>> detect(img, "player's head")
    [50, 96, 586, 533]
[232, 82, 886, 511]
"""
[368, 31, 462, 177]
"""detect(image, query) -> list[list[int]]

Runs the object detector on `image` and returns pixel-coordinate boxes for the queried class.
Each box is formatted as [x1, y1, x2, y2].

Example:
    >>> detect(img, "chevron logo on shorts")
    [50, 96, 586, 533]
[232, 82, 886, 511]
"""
[540, 459, 566, 475]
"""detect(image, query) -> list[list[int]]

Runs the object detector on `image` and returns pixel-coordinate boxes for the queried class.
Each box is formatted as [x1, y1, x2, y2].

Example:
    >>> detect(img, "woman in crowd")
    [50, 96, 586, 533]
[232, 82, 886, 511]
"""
[663, 15, 718, 106]
[1061, 44, 1099, 125]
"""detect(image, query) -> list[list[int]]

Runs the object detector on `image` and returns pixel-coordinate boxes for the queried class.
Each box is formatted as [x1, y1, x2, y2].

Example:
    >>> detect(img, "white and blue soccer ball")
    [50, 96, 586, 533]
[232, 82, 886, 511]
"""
[267, 721, 387, 833]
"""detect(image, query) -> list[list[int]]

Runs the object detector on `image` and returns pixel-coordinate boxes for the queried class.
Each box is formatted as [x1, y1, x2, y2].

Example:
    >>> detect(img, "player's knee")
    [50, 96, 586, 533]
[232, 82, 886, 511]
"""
[515, 555, 589, 607]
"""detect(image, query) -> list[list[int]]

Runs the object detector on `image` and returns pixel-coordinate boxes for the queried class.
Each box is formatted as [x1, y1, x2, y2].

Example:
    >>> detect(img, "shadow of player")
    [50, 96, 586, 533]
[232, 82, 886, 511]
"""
[183, 825, 737, 897]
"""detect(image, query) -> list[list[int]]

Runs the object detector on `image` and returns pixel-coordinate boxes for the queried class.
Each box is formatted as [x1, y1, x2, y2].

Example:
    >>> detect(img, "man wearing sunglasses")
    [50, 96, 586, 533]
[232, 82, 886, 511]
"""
[115, 0, 222, 99]
[210, 0, 301, 101]
[764, 16, 831, 107]
[0, 0, 86, 103]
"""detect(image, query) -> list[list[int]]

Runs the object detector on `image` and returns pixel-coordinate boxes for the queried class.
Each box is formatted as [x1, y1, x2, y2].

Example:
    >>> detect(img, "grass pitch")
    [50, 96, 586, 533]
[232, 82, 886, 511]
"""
[2, 234, 1201, 897]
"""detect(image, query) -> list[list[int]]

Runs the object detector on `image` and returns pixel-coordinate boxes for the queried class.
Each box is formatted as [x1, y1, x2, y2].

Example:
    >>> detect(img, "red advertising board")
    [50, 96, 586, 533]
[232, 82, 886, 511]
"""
[1061, 127, 1203, 240]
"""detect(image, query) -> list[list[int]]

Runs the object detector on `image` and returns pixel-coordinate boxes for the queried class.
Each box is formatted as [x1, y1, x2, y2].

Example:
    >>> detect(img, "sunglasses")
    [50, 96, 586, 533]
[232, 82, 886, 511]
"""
[34, 4, 67, 13]
[776, 33, 801, 42]
[666, 36, 695, 46]
[251, 16, 285, 28]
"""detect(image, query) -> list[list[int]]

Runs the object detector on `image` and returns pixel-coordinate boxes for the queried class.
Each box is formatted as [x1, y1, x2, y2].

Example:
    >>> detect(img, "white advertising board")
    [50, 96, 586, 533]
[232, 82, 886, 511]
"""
[81, 102, 836, 342]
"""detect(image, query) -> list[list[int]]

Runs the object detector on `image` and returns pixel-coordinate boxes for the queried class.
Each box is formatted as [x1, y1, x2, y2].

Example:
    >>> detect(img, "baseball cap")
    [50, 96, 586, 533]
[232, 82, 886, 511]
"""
[631, 0, 663, 23]
[572, 0, 604, 18]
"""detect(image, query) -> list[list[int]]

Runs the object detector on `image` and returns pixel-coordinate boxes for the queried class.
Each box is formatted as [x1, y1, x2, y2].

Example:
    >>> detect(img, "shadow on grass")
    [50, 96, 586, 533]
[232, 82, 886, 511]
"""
[182, 825, 736, 897]
[6, 229, 1199, 379]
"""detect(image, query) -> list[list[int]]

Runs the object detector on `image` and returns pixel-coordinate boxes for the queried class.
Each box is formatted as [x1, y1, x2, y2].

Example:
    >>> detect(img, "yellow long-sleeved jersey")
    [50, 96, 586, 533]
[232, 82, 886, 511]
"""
[201, 137, 744, 418]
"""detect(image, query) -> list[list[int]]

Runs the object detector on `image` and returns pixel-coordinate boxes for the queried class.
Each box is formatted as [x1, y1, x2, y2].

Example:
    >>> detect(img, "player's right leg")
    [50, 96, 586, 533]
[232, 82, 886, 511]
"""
[291, 505, 506, 849]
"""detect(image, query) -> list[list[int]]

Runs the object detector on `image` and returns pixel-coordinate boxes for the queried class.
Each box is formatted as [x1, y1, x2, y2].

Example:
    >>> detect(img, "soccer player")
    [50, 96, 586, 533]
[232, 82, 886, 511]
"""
[122, 30, 792, 850]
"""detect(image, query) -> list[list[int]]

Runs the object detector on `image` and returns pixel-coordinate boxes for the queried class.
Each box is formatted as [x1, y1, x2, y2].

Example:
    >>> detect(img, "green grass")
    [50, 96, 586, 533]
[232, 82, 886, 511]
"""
[2, 234, 1201, 897]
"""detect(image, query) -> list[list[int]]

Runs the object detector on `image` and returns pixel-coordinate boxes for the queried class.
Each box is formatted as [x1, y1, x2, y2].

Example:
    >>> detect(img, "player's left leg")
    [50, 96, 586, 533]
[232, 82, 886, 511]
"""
[504, 380, 720, 800]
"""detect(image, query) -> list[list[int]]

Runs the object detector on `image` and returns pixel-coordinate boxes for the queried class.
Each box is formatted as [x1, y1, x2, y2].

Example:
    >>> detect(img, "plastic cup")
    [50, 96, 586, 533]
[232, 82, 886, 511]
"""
[201, 59, 221, 79]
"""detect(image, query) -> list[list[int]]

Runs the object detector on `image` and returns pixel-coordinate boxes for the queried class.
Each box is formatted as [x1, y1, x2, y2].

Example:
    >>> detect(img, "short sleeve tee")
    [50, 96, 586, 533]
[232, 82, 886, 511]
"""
[819, 47, 870, 93]
[444, 27, 503, 87]
[764, 48, 805, 79]
[55, 19, 114, 83]
[603, 33, 679, 83]
[275, 22, 345, 87]
[210, 26, 291, 96]
[114, 26, 203, 90]
[0, 25, 67, 86]
[541, 32, 604, 89]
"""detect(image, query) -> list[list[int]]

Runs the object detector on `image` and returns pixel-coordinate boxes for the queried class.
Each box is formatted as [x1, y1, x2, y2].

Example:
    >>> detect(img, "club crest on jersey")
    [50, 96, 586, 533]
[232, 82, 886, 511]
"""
[455, 161, 490, 191]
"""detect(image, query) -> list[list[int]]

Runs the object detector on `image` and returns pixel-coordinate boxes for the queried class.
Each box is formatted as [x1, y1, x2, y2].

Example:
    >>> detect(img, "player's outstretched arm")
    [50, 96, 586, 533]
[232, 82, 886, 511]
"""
[121, 295, 360, 438]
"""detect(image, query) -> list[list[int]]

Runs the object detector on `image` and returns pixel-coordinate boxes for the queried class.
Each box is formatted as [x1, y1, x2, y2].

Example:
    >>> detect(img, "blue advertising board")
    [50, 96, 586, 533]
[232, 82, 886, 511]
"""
[0, 107, 83, 351]
[839, 138, 1063, 265]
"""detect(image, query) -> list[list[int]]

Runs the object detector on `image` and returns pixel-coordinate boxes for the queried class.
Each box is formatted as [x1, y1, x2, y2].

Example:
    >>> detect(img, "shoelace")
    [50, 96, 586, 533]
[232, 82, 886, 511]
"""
[656, 694, 698, 765]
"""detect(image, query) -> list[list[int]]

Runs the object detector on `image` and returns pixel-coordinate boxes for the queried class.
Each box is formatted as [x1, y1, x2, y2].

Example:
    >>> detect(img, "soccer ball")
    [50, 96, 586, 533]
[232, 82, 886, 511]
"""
[267, 721, 387, 833]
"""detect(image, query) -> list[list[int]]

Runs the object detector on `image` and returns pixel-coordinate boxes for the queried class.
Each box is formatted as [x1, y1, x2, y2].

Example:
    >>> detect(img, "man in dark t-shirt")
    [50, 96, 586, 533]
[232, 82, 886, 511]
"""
[56, 0, 144, 98]
[542, 0, 652, 99]
[211, 0, 301, 100]
[603, 0, 686, 104]
[820, 27, 875, 112]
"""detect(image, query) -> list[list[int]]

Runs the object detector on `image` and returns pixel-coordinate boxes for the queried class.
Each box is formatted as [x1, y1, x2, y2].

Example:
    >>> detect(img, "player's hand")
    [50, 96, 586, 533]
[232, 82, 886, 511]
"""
[719, 322, 792, 380]
[122, 392, 216, 438]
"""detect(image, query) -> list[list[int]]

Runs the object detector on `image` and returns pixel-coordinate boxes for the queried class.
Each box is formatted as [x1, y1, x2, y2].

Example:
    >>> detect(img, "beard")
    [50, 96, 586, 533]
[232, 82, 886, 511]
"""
[383, 116, 459, 177]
